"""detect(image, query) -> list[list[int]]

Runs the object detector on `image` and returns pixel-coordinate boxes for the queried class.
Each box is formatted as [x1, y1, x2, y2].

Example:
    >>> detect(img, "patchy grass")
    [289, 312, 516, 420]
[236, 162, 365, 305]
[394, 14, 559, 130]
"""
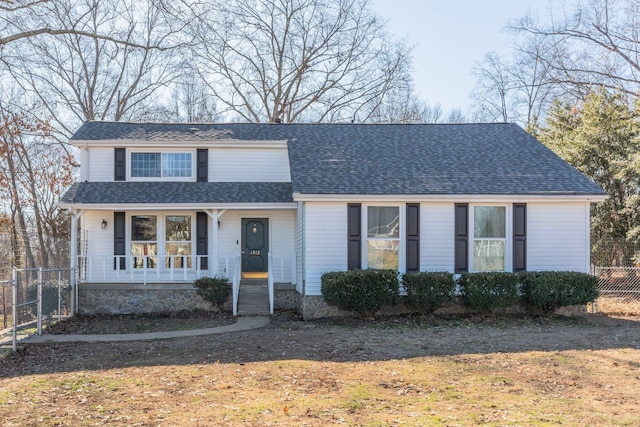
[1, 314, 639, 426]
[1, 350, 639, 426]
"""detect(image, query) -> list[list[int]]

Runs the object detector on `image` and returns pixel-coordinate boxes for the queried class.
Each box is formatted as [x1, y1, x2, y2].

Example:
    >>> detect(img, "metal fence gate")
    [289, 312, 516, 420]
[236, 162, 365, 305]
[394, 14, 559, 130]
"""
[593, 267, 640, 315]
[0, 267, 73, 352]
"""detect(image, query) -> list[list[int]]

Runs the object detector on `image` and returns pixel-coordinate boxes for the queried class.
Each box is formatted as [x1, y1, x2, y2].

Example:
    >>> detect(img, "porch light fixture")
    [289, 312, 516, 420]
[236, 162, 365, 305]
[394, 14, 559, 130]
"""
[218, 220, 221, 229]
[101, 219, 108, 229]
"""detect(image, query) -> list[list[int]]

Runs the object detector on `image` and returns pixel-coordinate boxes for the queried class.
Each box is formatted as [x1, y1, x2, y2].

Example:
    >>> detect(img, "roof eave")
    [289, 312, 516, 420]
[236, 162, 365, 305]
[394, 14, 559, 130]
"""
[292, 193, 608, 203]
[59, 202, 298, 211]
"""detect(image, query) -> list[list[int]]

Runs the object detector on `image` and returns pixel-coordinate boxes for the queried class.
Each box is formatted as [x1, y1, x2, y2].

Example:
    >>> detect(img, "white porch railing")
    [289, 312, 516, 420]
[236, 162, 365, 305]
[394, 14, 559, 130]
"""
[78, 254, 296, 284]
[232, 254, 241, 316]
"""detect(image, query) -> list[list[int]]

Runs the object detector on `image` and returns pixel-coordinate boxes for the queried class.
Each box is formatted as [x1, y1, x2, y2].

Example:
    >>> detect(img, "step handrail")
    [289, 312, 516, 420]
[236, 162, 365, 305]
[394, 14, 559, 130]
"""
[232, 253, 241, 316]
[267, 252, 274, 315]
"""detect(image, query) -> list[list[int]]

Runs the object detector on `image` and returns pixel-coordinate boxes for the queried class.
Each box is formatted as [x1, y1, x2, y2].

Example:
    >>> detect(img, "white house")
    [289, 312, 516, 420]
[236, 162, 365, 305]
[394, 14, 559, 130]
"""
[59, 122, 607, 318]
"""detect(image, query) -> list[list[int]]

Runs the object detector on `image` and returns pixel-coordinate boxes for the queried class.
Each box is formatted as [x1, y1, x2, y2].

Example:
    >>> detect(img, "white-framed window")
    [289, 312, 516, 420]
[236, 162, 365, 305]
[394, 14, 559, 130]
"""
[129, 213, 195, 269]
[471, 205, 508, 272]
[165, 215, 192, 268]
[366, 206, 400, 270]
[130, 152, 193, 179]
[131, 215, 158, 268]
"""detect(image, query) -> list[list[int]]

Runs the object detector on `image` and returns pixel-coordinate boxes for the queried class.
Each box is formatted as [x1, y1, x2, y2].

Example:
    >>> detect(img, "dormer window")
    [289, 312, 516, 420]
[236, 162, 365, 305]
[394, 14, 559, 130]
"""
[131, 152, 193, 178]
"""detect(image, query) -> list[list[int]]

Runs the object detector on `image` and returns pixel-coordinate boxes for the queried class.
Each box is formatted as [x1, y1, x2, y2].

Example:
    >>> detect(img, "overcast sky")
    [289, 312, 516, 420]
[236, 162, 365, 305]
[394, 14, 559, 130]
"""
[371, 0, 553, 112]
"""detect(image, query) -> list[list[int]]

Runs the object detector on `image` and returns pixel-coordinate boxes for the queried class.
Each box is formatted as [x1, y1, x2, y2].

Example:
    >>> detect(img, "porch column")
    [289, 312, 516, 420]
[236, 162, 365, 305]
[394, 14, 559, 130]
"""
[69, 209, 84, 315]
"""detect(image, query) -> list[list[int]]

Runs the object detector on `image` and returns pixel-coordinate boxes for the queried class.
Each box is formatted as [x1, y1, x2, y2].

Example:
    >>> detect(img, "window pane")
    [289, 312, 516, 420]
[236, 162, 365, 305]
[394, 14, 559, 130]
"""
[367, 207, 399, 238]
[131, 242, 157, 269]
[474, 206, 506, 238]
[131, 216, 157, 241]
[367, 240, 398, 270]
[162, 153, 192, 177]
[166, 216, 191, 241]
[474, 240, 505, 271]
[131, 153, 161, 177]
[166, 243, 192, 268]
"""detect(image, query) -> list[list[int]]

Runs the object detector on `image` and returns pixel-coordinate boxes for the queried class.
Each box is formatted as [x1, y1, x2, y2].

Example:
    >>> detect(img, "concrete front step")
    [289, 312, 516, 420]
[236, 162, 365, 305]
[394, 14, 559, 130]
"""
[237, 279, 270, 315]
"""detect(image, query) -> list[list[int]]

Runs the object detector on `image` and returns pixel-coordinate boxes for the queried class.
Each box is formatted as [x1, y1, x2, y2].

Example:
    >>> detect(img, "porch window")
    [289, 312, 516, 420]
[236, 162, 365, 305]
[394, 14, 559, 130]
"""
[131, 152, 192, 178]
[166, 215, 192, 268]
[473, 206, 506, 271]
[131, 215, 157, 268]
[367, 206, 399, 269]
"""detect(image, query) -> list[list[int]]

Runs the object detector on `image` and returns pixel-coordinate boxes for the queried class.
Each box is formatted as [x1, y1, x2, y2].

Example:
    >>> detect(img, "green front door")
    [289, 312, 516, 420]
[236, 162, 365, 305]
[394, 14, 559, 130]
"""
[241, 218, 269, 278]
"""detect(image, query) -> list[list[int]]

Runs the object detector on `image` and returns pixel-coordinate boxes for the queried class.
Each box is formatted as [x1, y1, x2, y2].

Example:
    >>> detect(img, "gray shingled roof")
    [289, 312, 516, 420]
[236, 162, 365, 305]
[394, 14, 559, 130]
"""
[66, 121, 605, 200]
[61, 182, 293, 204]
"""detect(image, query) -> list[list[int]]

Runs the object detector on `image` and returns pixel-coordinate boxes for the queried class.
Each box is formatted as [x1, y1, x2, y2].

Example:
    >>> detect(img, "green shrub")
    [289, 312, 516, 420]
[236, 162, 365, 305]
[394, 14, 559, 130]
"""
[321, 269, 400, 318]
[459, 272, 519, 314]
[519, 271, 599, 316]
[402, 272, 456, 314]
[193, 276, 232, 312]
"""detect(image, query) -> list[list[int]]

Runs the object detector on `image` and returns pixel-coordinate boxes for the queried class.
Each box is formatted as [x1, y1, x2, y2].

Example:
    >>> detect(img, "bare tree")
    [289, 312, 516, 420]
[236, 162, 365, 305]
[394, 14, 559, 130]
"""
[0, 106, 74, 268]
[511, 0, 640, 98]
[0, 0, 171, 48]
[470, 34, 559, 130]
[170, 64, 220, 123]
[190, 0, 414, 123]
[3, 0, 181, 138]
[470, 52, 514, 123]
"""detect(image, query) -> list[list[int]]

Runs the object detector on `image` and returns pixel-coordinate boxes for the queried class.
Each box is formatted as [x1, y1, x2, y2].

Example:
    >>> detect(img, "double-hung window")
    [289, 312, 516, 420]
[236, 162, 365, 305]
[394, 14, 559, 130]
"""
[367, 206, 400, 270]
[131, 215, 158, 268]
[131, 152, 192, 178]
[165, 215, 192, 268]
[473, 206, 506, 271]
[130, 214, 194, 270]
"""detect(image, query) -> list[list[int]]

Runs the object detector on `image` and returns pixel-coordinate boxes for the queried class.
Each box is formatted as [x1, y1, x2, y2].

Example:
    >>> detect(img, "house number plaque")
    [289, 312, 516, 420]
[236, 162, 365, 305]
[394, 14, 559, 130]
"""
[250, 250, 261, 255]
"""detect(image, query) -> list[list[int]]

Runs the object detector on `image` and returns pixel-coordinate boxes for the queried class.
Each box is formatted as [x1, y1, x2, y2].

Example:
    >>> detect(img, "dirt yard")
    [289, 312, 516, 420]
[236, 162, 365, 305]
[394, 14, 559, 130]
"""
[1, 313, 639, 426]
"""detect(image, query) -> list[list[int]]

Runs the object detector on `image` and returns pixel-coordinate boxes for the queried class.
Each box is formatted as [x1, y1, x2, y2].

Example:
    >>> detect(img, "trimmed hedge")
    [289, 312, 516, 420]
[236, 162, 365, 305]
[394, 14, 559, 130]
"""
[193, 276, 232, 311]
[402, 272, 456, 314]
[458, 272, 519, 314]
[519, 271, 599, 316]
[321, 269, 400, 318]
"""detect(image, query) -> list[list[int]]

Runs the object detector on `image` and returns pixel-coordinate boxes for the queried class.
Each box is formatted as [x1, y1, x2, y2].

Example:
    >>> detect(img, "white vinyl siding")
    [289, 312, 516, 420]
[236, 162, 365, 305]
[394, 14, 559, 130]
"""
[210, 148, 291, 182]
[86, 147, 116, 182]
[81, 211, 114, 259]
[304, 202, 348, 296]
[421, 203, 455, 272]
[527, 202, 590, 272]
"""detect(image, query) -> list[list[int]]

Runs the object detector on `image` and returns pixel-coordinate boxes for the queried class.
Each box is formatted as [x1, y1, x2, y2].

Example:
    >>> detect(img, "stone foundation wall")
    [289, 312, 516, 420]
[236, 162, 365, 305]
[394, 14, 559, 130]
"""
[79, 284, 218, 315]
[79, 283, 301, 315]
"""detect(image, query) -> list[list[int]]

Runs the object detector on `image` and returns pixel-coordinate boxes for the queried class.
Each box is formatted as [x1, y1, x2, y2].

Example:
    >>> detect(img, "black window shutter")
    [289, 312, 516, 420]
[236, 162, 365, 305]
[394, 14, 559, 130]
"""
[114, 212, 126, 270]
[347, 203, 361, 270]
[197, 212, 208, 270]
[114, 148, 126, 181]
[196, 149, 208, 182]
[513, 203, 527, 272]
[406, 203, 420, 272]
[454, 203, 468, 273]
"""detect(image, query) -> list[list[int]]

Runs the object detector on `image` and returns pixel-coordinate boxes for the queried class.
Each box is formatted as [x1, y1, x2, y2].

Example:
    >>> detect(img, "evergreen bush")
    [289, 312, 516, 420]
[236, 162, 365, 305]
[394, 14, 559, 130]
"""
[321, 269, 400, 318]
[193, 276, 232, 312]
[402, 271, 456, 314]
[458, 272, 519, 314]
[519, 271, 599, 316]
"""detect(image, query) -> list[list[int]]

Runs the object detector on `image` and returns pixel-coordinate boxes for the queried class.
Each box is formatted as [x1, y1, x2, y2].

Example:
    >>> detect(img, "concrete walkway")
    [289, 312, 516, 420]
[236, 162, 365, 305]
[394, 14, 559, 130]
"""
[21, 316, 270, 344]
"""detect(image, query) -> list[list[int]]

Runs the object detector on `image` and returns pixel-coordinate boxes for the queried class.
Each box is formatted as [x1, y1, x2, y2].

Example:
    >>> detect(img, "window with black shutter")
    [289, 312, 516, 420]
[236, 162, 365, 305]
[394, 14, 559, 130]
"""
[454, 203, 468, 273]
[406, 203, 420, 272]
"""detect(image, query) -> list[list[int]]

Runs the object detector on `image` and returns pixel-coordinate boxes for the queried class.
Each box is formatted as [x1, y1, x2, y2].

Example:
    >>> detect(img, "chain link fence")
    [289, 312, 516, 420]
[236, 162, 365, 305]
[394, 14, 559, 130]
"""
[591, 238, 640, 315]
[0, 267, 73, 351]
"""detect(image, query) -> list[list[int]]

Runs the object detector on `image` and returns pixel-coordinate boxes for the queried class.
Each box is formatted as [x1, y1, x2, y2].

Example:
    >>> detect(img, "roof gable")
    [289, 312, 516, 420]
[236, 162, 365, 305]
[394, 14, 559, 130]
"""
[68, 121, 606, 197]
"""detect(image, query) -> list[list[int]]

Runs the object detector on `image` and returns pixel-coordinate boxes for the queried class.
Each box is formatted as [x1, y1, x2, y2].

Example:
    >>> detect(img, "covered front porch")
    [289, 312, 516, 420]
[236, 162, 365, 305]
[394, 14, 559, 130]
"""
[68, 205, 299, 316]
